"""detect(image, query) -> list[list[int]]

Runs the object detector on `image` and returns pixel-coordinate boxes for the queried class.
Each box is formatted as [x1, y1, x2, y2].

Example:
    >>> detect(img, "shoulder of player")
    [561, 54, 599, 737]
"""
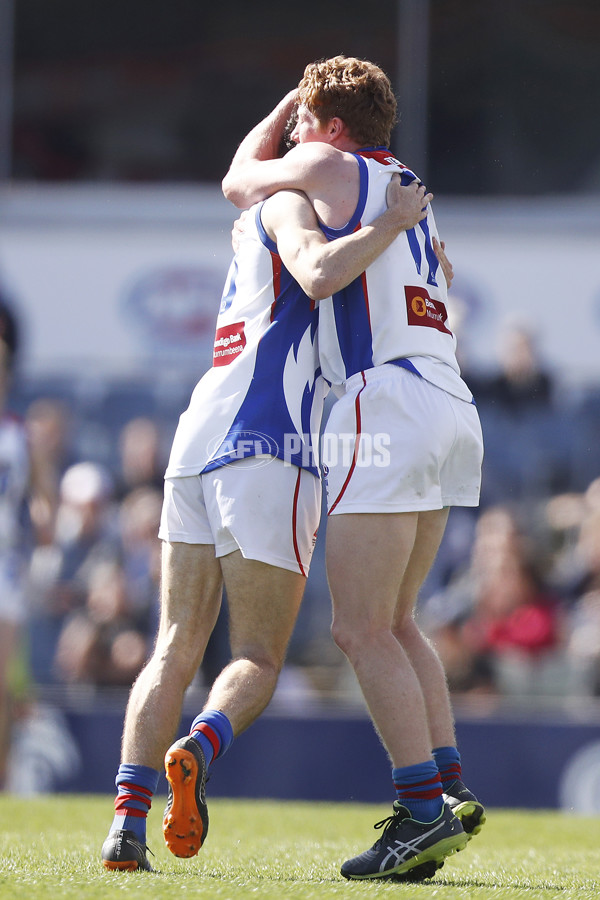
[262, 189, 314, 232]
[284, 142, 353, 175]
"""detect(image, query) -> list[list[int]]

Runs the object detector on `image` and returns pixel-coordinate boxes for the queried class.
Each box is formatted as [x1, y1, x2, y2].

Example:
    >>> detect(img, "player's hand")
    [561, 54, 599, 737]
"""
[386, 175, 433, 231]
[433, 236, 454, 289]
[231, 209, 249, 252]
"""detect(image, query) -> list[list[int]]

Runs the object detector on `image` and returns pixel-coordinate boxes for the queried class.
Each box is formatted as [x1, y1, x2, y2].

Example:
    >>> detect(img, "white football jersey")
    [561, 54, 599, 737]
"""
[165, 203, 327, 478]
[317, 148, 473, 403]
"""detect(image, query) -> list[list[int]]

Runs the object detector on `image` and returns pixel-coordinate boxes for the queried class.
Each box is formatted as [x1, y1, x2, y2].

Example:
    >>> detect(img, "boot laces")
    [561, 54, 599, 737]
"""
[372, 806, 405, 846]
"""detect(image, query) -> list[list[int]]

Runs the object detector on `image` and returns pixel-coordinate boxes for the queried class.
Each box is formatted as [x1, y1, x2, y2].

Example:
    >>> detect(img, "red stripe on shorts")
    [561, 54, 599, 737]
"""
[291, 467, 306, 576]
[328, 371, 367, 515]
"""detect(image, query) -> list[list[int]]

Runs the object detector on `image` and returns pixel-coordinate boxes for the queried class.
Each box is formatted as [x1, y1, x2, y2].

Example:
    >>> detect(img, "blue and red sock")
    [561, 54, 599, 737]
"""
[110, 763, 159, 844]
[432, 745, 462, 791]
[392, 760, 444, 823]
[189, 709, 234, 767]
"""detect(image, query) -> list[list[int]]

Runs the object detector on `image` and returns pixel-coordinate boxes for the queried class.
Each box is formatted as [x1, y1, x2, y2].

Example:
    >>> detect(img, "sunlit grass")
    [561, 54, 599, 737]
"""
[1, 795, 600, 898]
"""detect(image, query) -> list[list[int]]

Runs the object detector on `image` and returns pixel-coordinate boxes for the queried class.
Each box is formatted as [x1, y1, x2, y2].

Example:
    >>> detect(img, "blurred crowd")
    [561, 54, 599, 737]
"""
[2, 301, 600, 786]
[26, 412, 164, 689]
[417, 485, 600, 699]
[415, 322, 600, 701]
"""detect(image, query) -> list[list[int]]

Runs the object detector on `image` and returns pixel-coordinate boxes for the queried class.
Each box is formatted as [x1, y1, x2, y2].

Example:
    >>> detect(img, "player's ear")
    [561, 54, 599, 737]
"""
[328, 117, 345, 139]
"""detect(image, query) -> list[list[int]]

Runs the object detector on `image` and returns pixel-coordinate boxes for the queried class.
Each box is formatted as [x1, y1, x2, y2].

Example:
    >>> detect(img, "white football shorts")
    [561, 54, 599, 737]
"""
[322, 364, 483, 515]
[158, 456, 321, 576]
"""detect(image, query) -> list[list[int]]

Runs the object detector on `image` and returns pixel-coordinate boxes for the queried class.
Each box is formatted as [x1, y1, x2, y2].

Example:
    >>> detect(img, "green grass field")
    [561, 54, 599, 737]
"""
[1, 795, 600, 899]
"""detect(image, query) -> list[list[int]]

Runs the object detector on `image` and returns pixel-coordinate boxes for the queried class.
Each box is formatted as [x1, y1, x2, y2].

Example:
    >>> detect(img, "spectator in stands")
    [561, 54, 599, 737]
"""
[464, 553, 561, 660]
[54, 559, 149, 687]
[118, 485, 163, 636]
[547, 480, 600, 694]
[27, 461, 120, 683]
[550, 479, 600, 601]
[52, 462, 120, 608]
[25, 397, 72, 546]
[115, 417, 165, 500]
[420, 505, 563, 695]
[40, 480, 163, 689]
[0, 298, 56, 787]
[480, 320, 554, 415]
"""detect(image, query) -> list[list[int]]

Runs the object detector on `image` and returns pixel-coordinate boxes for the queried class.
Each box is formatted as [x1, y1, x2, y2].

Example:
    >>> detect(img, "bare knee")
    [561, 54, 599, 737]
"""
[393, 611, 420, 643]
[232, 646, 284, 683]
[215, 651, 283, 716]
[393, 615, 439, 670]
[331, 616, 390, 666]
[148, 629, 206, 689]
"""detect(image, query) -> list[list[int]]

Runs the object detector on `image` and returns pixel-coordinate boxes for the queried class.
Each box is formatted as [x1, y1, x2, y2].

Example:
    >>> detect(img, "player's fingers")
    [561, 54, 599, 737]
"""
[385, 174, 404, 204]
[421, 190, 433, 212]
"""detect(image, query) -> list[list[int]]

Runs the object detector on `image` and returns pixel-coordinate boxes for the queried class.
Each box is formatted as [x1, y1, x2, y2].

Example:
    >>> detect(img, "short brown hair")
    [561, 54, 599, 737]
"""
[297, 55, 397, 148]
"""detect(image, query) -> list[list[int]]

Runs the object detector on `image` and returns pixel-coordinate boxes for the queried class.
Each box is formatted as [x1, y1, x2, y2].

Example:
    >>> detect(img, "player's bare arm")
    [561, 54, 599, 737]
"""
[222, 89, 359, 214]
[231, 175, 451, 288]
[223, 139, 352, 211]
[222, 90, 298, 207]
[222, 90, 335, 209]
[226, 89, 297, 169]
[262, 180, 432, 301]
[223, 87, 454, 283]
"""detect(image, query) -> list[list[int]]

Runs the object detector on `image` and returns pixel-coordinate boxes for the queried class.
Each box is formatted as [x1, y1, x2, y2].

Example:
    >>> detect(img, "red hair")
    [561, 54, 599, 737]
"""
[297, 55, 397, 147]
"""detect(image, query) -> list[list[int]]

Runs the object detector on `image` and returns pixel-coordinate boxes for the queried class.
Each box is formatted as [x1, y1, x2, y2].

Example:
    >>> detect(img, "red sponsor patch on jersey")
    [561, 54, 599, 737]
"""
[213, 321, 246, 366]
[405, 286, 452, 335]
[358, 149, 405, 167]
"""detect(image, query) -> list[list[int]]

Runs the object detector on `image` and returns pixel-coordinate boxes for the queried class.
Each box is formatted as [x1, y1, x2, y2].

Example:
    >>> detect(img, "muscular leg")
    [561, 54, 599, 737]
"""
[203, 550, 306, 735]
[121, 541, 223, 769]
[392, 508, 456, 749]
[391, 509, 486, 837]
[327, 512, 432, 768]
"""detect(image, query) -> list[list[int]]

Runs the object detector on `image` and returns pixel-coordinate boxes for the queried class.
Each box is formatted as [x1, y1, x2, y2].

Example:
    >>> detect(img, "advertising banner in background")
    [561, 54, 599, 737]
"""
[0, 187, 599, 390]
